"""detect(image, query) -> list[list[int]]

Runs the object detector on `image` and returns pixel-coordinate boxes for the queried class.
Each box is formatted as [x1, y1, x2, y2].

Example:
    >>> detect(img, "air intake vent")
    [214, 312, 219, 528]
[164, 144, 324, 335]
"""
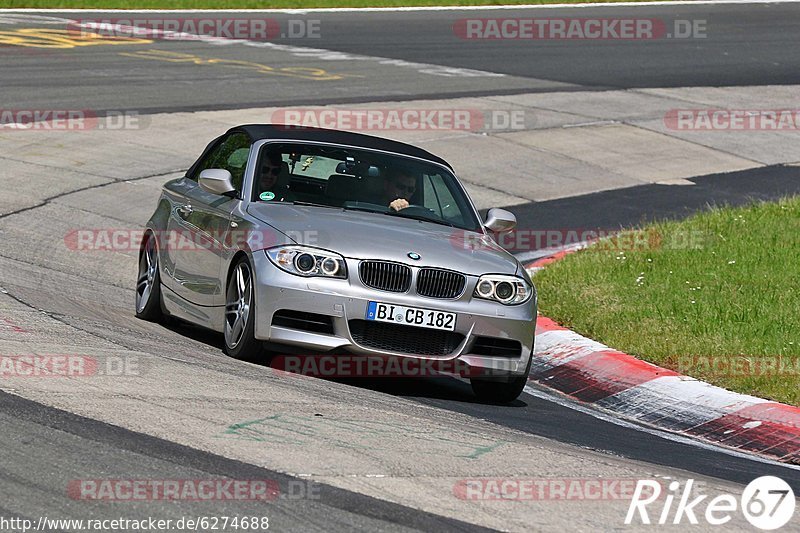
[359, 261, 412, 292]
[272, 310, 334, 335]
[417, 268, 466, 299]
[349, 320, 463, 356]
[471, 337, 522, 358]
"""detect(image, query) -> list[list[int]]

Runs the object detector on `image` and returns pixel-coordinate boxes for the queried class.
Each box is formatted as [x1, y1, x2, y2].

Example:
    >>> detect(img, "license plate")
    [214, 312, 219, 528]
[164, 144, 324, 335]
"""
[366, 302, 457, 331]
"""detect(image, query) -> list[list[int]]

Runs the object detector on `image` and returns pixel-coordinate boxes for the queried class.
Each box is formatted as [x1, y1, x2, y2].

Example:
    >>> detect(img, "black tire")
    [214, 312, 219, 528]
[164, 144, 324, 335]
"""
[470, 353, 532, 404]
[223, 256, 263, 361]
[135, 234, 164, 322]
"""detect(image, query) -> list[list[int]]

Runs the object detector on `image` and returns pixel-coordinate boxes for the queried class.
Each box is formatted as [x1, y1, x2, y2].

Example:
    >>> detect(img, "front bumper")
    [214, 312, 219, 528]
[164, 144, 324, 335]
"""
[251, 253, 536, 376]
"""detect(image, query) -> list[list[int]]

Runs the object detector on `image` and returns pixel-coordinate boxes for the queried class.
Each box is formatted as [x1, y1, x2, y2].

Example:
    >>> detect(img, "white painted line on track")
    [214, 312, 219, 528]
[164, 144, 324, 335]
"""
[523, 383, 800, 471]
[3, 0, 800, 13]
[0, 14, 505, 79]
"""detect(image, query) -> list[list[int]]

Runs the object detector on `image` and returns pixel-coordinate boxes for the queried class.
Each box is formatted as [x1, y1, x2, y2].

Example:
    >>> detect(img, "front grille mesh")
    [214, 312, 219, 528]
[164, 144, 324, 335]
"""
[349, 320, 464, 356]
[359, 261, 411, 292]
[417, 268, 466, 299]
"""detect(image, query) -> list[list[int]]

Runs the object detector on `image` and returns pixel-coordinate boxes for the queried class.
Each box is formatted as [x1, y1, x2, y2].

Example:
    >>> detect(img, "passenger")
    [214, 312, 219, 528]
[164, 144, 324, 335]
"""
[258, 152, 293, 202]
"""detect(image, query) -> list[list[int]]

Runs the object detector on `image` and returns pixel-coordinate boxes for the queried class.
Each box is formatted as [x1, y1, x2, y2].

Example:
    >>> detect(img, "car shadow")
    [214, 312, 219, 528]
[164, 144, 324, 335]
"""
[160, 318, 226, 350]
[332, 375, 530, 407]
[155, 319, 528, 407]
[269, 363, 530, 407]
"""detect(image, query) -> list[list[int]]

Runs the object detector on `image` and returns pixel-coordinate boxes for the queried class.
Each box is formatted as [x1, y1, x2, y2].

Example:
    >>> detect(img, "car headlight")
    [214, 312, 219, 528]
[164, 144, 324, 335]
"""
[266, 246, 347, 279]
[473, 274, 532, 305]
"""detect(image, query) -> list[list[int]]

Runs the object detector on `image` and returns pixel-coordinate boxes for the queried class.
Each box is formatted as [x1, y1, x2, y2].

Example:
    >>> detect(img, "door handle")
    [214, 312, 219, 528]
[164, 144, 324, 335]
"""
[177, 204, 193, 216]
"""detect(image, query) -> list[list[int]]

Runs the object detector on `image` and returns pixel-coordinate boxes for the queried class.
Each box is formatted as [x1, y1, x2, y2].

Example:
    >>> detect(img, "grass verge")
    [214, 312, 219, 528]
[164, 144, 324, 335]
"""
[534, 196, 800, 406]
[0, 0, 663, 9]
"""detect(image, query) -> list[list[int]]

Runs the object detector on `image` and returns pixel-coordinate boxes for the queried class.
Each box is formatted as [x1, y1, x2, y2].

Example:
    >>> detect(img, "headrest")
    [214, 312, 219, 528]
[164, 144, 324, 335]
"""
[326, 174, 363, 201]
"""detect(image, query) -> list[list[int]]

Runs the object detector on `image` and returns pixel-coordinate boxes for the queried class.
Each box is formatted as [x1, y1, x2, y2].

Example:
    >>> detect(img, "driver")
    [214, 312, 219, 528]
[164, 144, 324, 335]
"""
[383, 168, 417, 212]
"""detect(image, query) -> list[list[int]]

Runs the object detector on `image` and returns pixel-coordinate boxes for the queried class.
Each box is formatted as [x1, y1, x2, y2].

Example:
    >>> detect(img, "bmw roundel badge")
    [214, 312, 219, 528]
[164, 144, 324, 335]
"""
[407, 252, 421, 260]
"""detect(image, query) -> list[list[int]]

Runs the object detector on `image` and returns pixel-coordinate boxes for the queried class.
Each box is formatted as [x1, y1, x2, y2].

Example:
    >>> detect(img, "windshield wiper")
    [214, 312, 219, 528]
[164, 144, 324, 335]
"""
[291, 201, 338, 209]
[386, 211, 456, 228]
[341, 205, 386, 214]
[293, 201, 385, 214]
[291, 201, 455, 228]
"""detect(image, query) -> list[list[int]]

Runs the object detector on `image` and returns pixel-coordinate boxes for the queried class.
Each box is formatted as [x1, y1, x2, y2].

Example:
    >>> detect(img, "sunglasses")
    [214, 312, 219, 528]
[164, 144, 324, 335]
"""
[264, 165, 281, 175]
[395, 183, 416, 194]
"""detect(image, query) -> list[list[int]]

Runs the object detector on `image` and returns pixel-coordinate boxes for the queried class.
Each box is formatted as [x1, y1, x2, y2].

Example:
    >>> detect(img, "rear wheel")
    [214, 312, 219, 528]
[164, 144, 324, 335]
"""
[224, 257, 263, 361]
[135, 234, 163, 322]
[470, 354, 532, 404]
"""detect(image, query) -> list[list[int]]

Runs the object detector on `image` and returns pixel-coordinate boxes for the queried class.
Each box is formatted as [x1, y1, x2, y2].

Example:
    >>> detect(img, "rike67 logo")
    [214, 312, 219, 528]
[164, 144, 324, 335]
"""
[626, 476, 795, 530]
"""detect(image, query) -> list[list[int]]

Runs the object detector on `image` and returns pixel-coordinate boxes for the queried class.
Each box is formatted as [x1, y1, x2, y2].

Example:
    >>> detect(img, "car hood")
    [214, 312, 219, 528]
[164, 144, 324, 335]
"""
[247, 204, 520, 277]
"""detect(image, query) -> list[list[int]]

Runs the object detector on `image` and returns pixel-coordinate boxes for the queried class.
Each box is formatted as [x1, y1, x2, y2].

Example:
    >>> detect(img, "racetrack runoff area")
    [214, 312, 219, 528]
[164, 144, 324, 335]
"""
[2, 84, 800, 530]
[2, 4, 800, 530]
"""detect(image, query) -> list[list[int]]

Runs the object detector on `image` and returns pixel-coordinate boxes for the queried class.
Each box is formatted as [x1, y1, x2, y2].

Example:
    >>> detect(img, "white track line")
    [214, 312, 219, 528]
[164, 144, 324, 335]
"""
[7, 0, 798, 472]
[3, 0, 800, 13]
[0, 14, 504, 78]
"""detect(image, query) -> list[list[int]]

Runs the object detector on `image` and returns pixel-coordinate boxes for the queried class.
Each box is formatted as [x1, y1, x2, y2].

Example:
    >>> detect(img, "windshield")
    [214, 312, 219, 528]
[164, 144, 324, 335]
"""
[251, 142, 481, 231]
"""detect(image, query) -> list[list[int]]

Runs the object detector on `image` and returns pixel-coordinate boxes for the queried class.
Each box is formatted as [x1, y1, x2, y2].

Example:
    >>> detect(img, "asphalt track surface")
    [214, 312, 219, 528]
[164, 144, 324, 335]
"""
[505, 164, 800, 234]
[2, 4, 800, 532]
[0, 391, 488, 532]
[2, 3, 800, 112]
[265, 3, 800, 88]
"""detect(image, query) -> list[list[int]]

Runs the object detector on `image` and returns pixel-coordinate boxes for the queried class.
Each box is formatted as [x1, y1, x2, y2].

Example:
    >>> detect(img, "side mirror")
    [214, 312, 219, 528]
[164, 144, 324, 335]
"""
[484, 208, 517, 233]
[198, 169, 236, 197]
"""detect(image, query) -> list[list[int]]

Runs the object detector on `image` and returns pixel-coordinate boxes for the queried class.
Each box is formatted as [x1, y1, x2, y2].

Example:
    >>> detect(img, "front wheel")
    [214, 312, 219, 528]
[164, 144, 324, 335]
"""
[135, 234, 164, 322]
[223, 257, 263, 361]
[470, 355, 532, 404]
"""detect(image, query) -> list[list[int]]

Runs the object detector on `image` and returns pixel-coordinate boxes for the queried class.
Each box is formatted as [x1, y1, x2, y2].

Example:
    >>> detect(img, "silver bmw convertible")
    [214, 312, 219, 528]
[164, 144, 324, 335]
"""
[136, 125, 536, 402]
